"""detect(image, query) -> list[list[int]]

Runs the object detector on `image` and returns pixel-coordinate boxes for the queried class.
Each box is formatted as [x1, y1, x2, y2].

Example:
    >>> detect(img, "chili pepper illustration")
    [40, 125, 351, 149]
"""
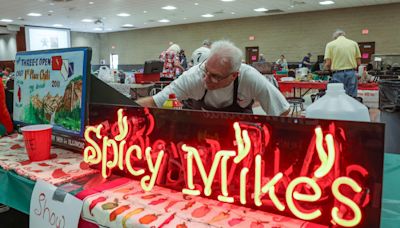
[209, 211, 230, 224]
[149, 197, 168, 206]
[141, 193, 161, 199]
[228, 217, 245, 226]
[191, 204, 211, 218]
[38, 163, 51, 167]
[181, 201, 195, 211]
[139, 213, 159, 225]
[51, 168, 69, 178]
[110, 205, 130, 221]
[123, 190, 144, 200]
[10, 144, 23, 150]
[176, 223, 187, 228]
[89, 196, 107, 216]
[164, 200, 181, 212]
[159, 213, 176, 228]
[101, 199, 119, 210]
[122, 208, 145, 228]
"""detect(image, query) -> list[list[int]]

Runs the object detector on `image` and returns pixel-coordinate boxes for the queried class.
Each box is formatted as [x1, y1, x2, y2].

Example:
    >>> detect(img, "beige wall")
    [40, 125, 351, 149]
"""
[0, 33, 17, 60]
[97, 3, 400, 65]
[71, 31, 101, 64]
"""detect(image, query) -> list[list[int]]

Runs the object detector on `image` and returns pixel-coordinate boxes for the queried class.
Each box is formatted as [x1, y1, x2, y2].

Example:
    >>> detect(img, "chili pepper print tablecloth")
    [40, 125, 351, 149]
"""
[81, 180, 325, 228]
[0, 133, 98, 186]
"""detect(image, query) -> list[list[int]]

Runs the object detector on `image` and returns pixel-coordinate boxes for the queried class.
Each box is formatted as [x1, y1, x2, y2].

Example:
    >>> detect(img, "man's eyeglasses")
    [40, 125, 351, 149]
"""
[199, 61, 232, 83]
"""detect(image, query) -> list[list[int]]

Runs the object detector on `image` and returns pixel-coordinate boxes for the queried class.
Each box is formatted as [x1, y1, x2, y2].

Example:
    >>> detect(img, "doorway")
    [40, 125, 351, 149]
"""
[358, 42, 375, 64]
[245, 47, 259, 65]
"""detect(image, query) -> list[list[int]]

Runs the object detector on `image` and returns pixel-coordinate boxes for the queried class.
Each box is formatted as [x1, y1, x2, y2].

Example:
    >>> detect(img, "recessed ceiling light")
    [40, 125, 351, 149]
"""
[194, 3, 199, 6]
[89, 1, 94, 4]
[319, 1, 335, 5]
[183, 18, 187, 20]
[81, 18, 94, 22]
[254, 8, 268, 12]
[53, 24, 63, 27]
[94, 28, 102, 31]
[122, 24, 134, 27]
[202, 14, 214, 18]
[143, 11, 148, 13]
[105, 28, 112, 31]
[221, 0, 235, 2]
[117, 13, 130, 17]
[27, 12, 42, 17]
[0, 19, 13, 23]
[231, 12, 236, 14]
[48, 10, 54, 13]
[158, 19, 170, 23]
[162, 5, 177, 10]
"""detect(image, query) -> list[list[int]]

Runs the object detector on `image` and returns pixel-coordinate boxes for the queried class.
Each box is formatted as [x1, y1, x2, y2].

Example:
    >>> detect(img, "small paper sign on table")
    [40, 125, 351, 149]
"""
[30, 180, 83, 228]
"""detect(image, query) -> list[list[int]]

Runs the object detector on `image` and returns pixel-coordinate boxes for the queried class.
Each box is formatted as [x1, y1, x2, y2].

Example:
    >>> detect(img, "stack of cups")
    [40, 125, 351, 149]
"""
[20, 125, 53, 161]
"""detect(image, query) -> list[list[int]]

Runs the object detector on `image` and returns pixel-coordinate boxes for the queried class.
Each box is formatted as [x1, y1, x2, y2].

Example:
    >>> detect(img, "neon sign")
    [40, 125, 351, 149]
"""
[84, 107, 383, 227]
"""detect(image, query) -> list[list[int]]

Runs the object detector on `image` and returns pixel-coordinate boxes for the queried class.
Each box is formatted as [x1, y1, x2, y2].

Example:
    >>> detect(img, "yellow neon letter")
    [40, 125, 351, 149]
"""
[314, 128, 335, 178]
[240, 168, 249, 205]
[101, 136, 119, 178]
[233, 122, 250, 163]
[125, 145, 145, 176]
[181, 145, 200, 196]
[286, 177, 322, 220]
[254, 155, 284, 210]
[84, 125, 103, 164]
[140, 147, 165, 192]
[115, 109, 128, 141]
[218, 153, 235, 203]
[331, 177, 362, 227]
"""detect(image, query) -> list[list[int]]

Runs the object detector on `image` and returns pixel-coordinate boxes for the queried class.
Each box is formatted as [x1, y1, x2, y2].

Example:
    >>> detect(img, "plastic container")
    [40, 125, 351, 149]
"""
[306, 83, 370, 122]
[20, 124, 53, 161]
[162, 93, 182, 109]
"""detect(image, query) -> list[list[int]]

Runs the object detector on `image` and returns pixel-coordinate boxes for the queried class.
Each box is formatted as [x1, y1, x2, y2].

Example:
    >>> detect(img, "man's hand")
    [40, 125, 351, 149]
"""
[324, 59, 332, 71]
[136, 96, 157, 107]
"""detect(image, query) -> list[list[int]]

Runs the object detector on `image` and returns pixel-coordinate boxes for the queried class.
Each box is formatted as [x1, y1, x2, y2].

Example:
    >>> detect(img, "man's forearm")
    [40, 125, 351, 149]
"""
[136, 96, 157, 107]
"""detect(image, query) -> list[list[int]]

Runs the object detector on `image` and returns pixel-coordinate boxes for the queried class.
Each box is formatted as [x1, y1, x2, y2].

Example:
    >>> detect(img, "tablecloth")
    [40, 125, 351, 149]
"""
[0, 133, 98, 186]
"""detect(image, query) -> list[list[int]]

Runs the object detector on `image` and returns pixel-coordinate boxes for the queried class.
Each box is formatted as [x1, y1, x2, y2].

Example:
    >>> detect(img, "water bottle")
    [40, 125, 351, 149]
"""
[306, 83, 370, 122]
[162, 93, 183, 109]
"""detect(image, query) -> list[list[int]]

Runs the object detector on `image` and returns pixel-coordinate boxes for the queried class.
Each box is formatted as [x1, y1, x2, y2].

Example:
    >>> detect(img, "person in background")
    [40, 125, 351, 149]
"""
[302, 53, 312, 69]
[324, 29, 361, 97]
[252, 62, 279, 88]
[137, 40, 289, 116]
[275, 54, 288, 70]
[191, 40, 212, 66]
[259, 54, 266, 62]
[159, 43, 185, 80]
[179, 49, 188, 70]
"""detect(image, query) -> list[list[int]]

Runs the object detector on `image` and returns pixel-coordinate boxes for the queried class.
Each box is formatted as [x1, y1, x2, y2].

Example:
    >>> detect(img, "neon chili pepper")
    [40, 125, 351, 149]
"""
[89, 196, 107, 216]
[159, 213, 176, 228]
[149, 197, 168, 205]
[110, 205, 131, 221]
[122, 208, 145, 228]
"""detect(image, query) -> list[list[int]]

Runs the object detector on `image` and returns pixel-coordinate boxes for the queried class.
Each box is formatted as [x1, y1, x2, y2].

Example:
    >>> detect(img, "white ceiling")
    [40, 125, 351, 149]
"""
[0, 0, 399, 33]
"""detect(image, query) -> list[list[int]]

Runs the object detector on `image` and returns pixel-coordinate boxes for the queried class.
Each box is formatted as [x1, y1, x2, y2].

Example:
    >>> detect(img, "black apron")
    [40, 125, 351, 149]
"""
[183, 77, 254, 113]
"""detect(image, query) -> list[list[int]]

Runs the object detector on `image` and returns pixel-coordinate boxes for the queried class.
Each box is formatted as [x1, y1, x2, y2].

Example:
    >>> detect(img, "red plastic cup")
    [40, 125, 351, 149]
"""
[20, 124, 53, 161]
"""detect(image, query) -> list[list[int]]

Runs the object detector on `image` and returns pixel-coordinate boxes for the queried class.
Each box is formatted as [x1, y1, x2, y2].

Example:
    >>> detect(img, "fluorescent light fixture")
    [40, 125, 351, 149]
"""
[89, 1, 94, 4]
[158, 19, 170, 23]
[48, 10, 54, 13]
[81, 18, 94, 22]
[194, 3, 199, 5]
[231, 12, 236, 14]
[94, 27, 103, 31]
[319, 1, 335, 5]
[27, 13, 42, 17]
[122, 24, 134, 27]
[105, 28, 112, 31]
[53, 24, 63, 27]
[0, 19, 13, 23]
[143, 11, 148, 13]
[221, 0, 235, 2]
[162, 5, 177, 10]
[117, 13, 130, 17]
[254, 8, 268, 12]
[202, 14, 214, 18]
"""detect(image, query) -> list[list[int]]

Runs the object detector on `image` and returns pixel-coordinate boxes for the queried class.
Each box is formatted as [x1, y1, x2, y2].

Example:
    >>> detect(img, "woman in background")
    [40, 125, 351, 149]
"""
[159, 44, 185, 80]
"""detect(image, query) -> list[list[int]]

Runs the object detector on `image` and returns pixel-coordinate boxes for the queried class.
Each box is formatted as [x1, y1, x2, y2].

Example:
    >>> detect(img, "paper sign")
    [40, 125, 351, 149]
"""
[362, 53, 369, 59]
[30, 180, 83, 228]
